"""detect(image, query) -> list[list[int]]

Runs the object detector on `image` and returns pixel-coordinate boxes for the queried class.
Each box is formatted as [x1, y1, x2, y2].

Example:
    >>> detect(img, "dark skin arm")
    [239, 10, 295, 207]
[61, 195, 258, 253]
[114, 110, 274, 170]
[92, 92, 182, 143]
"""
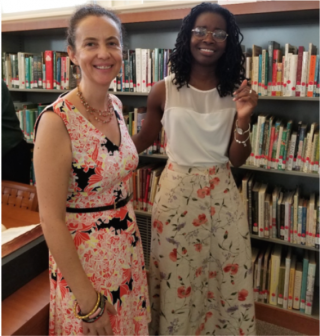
[132, 80, 165, 154]
[228, 80, 258, 167]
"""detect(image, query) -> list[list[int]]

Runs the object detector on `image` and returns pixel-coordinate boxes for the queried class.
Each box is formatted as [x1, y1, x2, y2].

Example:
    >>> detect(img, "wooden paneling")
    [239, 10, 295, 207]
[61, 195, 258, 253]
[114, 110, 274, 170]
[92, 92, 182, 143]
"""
[2, 270, 50, 336]
[2, 1, 319, 32]
[255, 302, 319, 336]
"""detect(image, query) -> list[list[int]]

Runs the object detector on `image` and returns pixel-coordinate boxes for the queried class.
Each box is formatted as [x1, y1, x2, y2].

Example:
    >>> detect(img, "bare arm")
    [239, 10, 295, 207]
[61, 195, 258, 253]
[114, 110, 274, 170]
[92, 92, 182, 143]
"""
[132, 80, 165, 153]
[34, 112, 116, 334]
[228, 80, 258, 167]
[228, 115, 252, 167]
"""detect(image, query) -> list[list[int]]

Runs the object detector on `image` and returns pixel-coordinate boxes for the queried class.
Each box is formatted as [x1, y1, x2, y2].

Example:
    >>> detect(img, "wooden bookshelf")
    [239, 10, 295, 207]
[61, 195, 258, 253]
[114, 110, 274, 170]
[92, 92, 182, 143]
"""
[3, 2, 319, 335]
[2, 1, 319, 32]
[8, 88, 320, 101]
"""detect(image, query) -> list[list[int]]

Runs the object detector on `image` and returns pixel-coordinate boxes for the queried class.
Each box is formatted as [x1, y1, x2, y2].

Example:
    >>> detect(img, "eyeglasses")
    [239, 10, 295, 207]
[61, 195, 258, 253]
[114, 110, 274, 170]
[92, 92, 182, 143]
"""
[191, 27, 228, 42]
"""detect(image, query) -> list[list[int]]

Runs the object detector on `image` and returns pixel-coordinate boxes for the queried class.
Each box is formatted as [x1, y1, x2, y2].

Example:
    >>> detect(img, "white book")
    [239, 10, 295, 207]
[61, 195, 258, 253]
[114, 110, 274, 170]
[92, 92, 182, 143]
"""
[252, 56, 259, 93]
[300, 51, 309, 97]
[288, 54, 298, 96]
[246, 56, 252, 81]
[17, 52, 26, 89]
[305, 251, 316, 315]
[135, 48, 142, 92]
[283, 248, 292, 309]
[147, 50, 152, 93]
[283, 53, 292, 96]
[293, 262, 303, 310]
[307, 194, 315, 247]
[141, 49, 147, 93]
[254, 116, 262, 167]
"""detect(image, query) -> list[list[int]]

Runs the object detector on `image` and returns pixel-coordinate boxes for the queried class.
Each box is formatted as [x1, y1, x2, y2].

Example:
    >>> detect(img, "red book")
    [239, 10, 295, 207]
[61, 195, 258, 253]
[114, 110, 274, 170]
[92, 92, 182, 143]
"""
[44, 50, 53, 89]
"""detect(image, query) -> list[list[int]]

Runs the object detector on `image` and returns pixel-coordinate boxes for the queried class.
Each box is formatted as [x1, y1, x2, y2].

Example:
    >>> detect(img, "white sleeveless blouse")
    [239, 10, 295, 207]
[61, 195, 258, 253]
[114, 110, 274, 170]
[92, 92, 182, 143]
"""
[162, 74, 236, 167]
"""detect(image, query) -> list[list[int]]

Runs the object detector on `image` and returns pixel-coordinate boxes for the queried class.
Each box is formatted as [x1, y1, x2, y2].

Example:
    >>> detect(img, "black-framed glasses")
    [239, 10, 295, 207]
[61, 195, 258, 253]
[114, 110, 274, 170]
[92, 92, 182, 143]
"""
[191, 27, 228, 42]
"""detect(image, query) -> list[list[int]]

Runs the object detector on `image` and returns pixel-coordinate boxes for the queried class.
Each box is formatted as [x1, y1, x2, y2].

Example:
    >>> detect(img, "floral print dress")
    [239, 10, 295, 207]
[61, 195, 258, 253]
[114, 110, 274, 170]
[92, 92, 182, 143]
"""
[35, 94, 150, 336]
[149, 161, 255, 336]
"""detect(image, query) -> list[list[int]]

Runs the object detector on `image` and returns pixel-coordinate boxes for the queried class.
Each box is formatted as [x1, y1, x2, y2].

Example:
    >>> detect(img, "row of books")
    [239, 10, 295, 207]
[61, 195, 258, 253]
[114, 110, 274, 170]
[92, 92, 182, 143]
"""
[123, 106, 167, 155]
[14, 101, 49, 141]
[110, 48, 171, 93]
[247, 115, 319, 174]
[241, 173, 319, 248]
[252, 244, 317, 315]
[128, 163, 165, 212]
[246, 41, 319, 97]
[2, 51, 77, 90]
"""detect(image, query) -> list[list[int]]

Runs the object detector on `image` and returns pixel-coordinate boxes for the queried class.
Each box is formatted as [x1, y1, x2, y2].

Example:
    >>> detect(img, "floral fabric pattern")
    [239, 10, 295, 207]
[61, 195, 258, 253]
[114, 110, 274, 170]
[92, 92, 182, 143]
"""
[149, 161, 255, 336]
[35, 95, 150, 335]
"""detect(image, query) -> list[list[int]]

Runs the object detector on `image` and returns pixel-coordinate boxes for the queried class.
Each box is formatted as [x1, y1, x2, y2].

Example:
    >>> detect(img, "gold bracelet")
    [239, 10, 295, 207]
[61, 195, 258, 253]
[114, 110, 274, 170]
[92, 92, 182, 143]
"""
[74, 292, 101, 320]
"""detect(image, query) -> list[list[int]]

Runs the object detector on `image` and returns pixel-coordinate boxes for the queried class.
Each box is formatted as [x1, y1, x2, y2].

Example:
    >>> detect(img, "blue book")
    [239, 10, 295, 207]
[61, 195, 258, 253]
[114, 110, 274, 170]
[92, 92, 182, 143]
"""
[301, 200, 307, 245]
[57, 57, 61, 89]
[300, 250, 309, 312]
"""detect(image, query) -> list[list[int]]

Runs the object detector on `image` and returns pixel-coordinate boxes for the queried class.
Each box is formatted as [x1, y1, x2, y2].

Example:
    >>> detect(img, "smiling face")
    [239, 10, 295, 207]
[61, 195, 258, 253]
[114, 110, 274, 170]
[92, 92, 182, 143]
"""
[68, 15, 122, 88]
[190, 11, 227, 68]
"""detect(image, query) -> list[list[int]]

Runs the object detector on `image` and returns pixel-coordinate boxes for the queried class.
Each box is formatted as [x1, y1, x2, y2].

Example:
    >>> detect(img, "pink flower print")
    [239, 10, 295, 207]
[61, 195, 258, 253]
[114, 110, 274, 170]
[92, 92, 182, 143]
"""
[209, 271, 217, 278]
[207, 291, 214, 299]
[153, 219, 163, 234]
[192, 214, 208, 227]
[169, 248, 177, 262]
[238, 289, 249, 301]
[197, 188, 206, 199]
[213, 177, 220, 185]
[194, 243, 202, 252]
[210, 206, 216, 216]
[209, 167, 216, 175]
[195, 267, 202, 277]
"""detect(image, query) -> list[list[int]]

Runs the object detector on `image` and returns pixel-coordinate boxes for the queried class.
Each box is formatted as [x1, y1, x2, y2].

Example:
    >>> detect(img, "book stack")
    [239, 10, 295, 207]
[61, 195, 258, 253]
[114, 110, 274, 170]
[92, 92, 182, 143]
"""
[245, 42, 319, 98]
[252, 244, 317, 316]
[240, 174, 319, 249]
[247, 116, 319, 175]
[128, 164, 165, 213]
[110, 48, 172, 93]
[2, 51, 77, 90]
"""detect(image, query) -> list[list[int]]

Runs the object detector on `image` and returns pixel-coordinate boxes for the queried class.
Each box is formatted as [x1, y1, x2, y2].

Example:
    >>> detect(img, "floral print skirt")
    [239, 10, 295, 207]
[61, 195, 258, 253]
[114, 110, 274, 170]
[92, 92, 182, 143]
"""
[149, 161, 255, 336]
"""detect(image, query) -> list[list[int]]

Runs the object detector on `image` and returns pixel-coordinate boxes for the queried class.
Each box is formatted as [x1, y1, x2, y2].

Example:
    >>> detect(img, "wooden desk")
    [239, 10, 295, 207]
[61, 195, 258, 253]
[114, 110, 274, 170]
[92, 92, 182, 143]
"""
[2, 270, 49, 336]
[2, 205, 41, 257]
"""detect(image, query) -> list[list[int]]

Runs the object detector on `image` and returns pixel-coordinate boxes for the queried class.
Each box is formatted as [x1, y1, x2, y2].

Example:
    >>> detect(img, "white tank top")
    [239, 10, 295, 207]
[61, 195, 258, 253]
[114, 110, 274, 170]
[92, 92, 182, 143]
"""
[162, 74, 236, 167]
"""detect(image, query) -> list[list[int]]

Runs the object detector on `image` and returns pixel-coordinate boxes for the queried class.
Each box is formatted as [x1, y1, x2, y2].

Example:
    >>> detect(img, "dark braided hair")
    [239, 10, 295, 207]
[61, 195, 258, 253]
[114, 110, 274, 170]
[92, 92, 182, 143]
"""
[169, 2, 245, 97]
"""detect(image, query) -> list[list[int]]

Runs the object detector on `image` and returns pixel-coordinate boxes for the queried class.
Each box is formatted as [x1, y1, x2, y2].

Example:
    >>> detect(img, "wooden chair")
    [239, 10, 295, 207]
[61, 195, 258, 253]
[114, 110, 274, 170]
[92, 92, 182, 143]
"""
[2, 181, 38, 211]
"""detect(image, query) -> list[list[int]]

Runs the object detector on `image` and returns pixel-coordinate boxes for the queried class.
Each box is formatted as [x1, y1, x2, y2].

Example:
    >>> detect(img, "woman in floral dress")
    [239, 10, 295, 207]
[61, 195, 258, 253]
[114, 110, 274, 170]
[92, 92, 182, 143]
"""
[34, 5, 150, 335]
[133, 3, 258, 335]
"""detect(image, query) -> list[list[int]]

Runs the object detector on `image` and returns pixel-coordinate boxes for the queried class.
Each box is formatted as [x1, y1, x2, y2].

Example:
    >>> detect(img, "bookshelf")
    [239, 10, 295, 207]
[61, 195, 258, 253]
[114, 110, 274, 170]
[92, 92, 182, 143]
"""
[2, 1, 319, 335]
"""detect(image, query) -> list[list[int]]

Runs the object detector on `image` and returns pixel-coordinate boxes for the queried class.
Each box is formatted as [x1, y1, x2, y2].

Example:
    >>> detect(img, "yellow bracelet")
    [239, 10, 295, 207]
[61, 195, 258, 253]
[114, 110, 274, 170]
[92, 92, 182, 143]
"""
[74, 292, 101, 320]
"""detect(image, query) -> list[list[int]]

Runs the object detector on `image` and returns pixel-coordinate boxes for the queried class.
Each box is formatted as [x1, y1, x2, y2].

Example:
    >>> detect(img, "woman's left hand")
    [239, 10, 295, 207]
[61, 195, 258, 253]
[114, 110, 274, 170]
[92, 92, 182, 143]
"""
[233, 79, 258, 120]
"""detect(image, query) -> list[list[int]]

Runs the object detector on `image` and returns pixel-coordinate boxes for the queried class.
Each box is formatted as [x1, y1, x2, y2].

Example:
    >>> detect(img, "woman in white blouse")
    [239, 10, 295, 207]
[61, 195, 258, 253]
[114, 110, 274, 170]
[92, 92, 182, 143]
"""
[133, 3, 258, 335]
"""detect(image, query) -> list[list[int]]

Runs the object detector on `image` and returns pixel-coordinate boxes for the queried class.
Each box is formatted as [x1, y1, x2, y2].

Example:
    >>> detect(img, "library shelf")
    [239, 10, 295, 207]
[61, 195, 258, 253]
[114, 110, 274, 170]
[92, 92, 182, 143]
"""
[250, 234, 319, 252]
[8, 88, 319, 101]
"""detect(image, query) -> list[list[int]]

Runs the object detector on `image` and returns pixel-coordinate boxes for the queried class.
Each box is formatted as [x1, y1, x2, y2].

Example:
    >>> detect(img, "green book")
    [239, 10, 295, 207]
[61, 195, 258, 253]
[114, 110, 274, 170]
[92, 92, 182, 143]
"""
[282, 120, 293, 169]
[25, 57, 30, 89]
[300, 250, 309, 313]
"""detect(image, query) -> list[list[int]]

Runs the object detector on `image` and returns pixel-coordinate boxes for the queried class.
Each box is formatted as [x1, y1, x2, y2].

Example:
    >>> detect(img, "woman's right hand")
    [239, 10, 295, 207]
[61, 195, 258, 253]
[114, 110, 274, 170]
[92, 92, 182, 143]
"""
[82, 300, 117, 336]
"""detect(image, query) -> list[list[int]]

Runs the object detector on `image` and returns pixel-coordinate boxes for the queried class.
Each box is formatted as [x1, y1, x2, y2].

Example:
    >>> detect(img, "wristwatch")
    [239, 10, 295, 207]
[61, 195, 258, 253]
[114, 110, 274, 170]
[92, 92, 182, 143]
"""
[235, 119, 250, 135]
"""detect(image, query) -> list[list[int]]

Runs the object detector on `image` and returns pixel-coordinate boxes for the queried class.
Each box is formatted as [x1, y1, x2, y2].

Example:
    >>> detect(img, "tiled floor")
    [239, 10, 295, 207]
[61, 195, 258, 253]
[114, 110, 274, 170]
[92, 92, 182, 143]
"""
[256, 319, 303, 336]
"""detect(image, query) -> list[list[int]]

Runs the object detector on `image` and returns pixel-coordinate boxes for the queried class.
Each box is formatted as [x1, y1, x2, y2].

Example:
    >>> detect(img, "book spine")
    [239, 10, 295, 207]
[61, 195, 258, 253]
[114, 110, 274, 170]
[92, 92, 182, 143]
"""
[305, 262, 316, 315]
[293, 265, 302, 310]
[300, 258, 309, 313]
[44, 51, 53, 90]
[295, 46, 304, 96]
[307, 55, 317, 97]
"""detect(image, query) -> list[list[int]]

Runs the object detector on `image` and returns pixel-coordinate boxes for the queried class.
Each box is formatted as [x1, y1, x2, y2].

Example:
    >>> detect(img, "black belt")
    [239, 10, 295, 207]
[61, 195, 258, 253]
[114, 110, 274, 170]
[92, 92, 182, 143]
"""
[66, 194, 132, 213]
